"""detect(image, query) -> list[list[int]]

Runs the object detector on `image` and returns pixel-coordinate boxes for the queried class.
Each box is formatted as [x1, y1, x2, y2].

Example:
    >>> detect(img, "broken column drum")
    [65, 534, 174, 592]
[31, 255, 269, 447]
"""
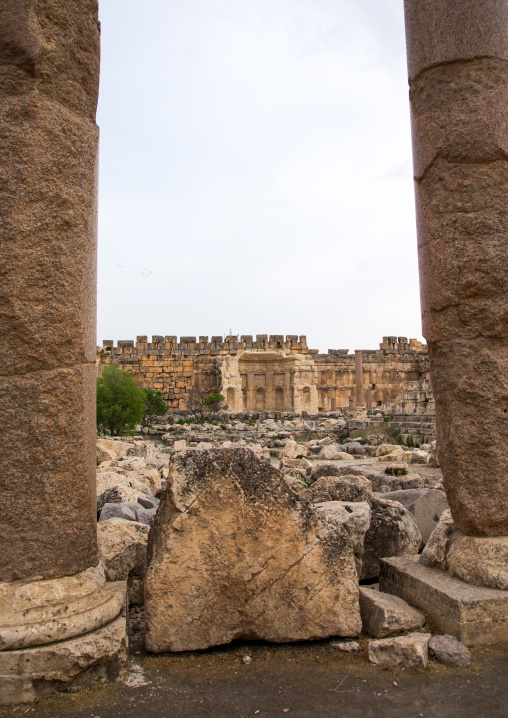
[0, 1, 126, 704]
[404, 0, 508, 535]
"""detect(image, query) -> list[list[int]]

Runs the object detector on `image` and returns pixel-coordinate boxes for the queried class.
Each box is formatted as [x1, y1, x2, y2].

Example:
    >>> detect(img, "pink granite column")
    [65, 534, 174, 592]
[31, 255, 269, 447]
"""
[0, 1, 100, 580]
[354, 351, 365, 406]
[404, 0, 508, 535]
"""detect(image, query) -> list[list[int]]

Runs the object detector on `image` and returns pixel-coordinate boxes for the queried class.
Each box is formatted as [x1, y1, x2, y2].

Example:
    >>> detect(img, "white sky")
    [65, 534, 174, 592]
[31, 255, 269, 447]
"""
[96, 0, 424, 353]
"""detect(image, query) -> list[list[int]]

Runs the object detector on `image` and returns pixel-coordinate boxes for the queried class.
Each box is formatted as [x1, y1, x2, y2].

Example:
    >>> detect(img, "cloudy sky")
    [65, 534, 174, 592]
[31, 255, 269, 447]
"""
[96, 0, 423, 353]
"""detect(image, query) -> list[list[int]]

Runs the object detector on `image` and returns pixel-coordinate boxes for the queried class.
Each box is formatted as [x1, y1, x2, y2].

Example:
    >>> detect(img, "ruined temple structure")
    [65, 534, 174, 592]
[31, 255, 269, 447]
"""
[97, 334, 433, 415]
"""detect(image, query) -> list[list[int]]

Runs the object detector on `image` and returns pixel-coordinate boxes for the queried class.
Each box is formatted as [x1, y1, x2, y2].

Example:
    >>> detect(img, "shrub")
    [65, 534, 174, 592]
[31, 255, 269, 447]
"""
[142, 388, 168, 426]
[97, 364, 146, 436]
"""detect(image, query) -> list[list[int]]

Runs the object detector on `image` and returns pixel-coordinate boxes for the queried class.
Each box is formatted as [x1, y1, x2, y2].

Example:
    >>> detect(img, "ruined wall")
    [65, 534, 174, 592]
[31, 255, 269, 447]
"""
[98, 334, 429, 414]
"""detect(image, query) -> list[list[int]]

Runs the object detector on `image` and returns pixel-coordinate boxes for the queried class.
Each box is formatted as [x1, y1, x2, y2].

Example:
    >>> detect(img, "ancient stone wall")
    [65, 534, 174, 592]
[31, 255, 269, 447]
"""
[98, 334, 430, 414]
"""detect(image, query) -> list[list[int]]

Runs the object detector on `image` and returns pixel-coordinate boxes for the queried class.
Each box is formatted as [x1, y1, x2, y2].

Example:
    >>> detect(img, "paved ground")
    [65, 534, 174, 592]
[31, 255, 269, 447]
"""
[3, 639, 507, 718]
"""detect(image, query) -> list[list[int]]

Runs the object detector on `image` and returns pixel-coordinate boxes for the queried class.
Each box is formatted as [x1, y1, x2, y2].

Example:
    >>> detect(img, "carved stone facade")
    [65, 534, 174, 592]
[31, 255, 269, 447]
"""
[97, 334, 431, 414]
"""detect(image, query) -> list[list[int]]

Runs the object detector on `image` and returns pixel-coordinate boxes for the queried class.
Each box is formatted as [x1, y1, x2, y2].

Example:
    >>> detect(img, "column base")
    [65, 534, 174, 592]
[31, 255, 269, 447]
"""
[0, 610, 127, 706]
[0, 566, 128, 706]
[380, 555, 508, 645]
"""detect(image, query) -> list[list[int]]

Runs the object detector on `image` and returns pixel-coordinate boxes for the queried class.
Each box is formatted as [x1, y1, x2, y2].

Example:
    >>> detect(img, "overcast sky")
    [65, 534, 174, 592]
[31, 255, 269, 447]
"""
[96, 0, 423, 353]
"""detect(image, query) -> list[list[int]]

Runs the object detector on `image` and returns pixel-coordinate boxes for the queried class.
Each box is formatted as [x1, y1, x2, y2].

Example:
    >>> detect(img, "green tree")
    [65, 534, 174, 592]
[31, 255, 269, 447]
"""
[96, 364, 146, 436]
[142, 388, 168, 425]
[202, 392, 225, 415]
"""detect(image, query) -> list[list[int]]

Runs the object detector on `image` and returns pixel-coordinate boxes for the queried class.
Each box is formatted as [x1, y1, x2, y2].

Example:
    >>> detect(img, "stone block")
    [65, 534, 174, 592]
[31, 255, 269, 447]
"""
[380, 556, 508, 645]
[368, 632, 431, 668]
[145, 448, 361, 652]
[359, 586, 426, 638]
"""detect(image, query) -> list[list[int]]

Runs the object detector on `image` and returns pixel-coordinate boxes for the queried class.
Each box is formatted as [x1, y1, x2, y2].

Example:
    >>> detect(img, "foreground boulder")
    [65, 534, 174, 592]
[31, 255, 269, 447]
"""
[145, 448, 362, 652]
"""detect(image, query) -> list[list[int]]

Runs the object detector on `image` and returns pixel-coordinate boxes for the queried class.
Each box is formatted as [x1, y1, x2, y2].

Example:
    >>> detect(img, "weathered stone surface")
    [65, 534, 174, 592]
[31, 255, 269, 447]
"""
[399, 473, 424, 490]
[419, 509, 455, 569]
[100, 503, 156, 527]
[368, 633, 430, 668]
[318, 444, 349, 460]
[428, 634, 471, 667]
[0, 367, 98, 582]
[447, 535, 508, 591]
[404, 1, 508, 536]
[420, 511, 508, 590]
[380, 489, 448, 544]
[97, 471, 151, 497]
[0, 0, 100, 582]
[97, 521, 149, 605]
[314, 465, 401, 492]
[377, 447, 413, 463]
[381, 555, 508, 645]
[0, 614, 127, 707]
[329, 639, 360, 653]
[314, 502, 371, 557]
[310, 475, 372, 503]
[360, 498, 422, 581]
[97, 485, 144, 512]
[281, 439, 308, 459]
[145, 448, 362, 652]
[359, 586, 425, 638]
[0, 566, 125, 651]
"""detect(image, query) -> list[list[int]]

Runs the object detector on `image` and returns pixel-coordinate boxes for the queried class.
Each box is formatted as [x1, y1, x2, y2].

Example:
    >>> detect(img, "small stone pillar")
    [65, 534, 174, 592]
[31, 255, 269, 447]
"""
[330, 398, 337, 411]
[0, 1, 126, 703]
[365, 389, 372, 412]
[354, 350, 365, 407]
[403, 0, 508, 535]
[348, 396, 354, 412]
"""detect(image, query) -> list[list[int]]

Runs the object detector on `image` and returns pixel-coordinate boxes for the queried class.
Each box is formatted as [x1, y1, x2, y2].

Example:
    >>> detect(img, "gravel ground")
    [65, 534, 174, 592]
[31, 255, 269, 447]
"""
[3, 638, 507, 718]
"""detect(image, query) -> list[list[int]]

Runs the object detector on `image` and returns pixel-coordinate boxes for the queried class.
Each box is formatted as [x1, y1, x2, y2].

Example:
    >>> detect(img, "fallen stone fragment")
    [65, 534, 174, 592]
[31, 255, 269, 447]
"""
[100, 502, 157, 526]
[399, 473, 424, 490]
[145, 448, 362, 652]
[419, 509, 454, 569]
[360, 498, 422, 581]
[428, 635, 471, 667]
[318, 444, 350, 460]
[379, 489, 448, 544]
[97, 520, 150, 605]
[368, 633, 431, 668]
[329, 639, 360, 653]
[281, 439, 309, 459]
[359, 587, 425, 638]
[377, 448, 413, 463]
[310, 475, 372, 503]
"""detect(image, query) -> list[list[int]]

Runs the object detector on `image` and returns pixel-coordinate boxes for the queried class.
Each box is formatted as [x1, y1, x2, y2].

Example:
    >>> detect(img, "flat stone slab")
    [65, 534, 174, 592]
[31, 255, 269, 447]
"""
[380, 556, 508, 645]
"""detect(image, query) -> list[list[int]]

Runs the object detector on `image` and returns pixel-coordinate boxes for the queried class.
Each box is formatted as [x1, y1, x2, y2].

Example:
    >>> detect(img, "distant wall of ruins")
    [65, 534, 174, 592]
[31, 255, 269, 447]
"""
[97, 334, 432, 414]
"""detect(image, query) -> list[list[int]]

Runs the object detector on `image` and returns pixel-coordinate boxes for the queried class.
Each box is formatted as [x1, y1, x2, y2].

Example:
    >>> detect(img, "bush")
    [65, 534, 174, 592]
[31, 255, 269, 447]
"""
[202, 393, 225, 413]
[142, 388, 168, 426]
[97, 364, 146, 436]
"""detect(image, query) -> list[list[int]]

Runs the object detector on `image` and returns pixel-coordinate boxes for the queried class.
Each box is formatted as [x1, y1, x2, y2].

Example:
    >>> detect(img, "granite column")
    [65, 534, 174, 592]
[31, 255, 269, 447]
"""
[0, 1, 126, 703]
[404, 0, 508, 535]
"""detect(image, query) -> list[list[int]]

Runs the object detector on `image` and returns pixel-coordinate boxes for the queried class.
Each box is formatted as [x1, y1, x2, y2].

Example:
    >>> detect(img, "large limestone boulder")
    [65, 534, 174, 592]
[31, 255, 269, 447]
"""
[145, 448, 362, 652]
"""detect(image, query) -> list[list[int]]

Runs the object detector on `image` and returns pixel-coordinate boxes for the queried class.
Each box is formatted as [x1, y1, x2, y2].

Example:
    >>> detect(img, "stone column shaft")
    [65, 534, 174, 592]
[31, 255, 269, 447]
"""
[0, 1, 100, 580]
[354, 351, 364, 406]
[404, 0, 508, 535]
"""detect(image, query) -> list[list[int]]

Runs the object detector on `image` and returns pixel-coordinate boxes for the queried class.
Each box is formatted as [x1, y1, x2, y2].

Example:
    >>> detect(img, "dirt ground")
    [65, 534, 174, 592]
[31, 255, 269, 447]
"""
[3, 639, 507, 718]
